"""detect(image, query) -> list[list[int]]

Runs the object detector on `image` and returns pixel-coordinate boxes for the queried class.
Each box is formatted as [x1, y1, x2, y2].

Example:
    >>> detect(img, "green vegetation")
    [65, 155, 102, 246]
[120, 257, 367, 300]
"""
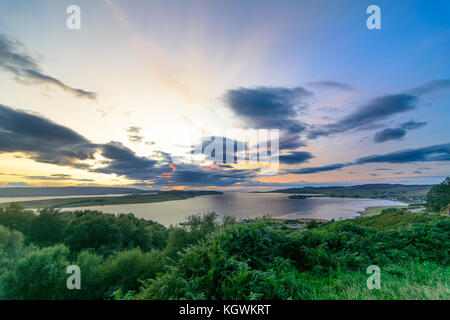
[2, 190, 223, 209]
[427, 177, 450, 212]
[130, 213, 448, 300]
[359, 206, 405, 217]
[288, 194, 309, 199]
[0, 178, 448, 300]
[274, 183, 432, 203]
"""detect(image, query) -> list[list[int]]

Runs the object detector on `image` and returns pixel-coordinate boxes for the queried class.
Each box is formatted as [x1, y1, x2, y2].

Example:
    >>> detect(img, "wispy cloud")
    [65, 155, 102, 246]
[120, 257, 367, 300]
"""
[307, 81, 354, 91]
[283, 143, 450, 175]
[307, 79, 450, 140]
[0, 34, 97, 99]
[307, 94, 418, 139]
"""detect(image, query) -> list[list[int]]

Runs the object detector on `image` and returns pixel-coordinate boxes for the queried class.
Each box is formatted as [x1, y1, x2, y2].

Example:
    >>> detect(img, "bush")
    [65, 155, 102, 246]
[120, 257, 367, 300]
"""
[0, 244, 70, 300]
[427, 177, 450, 212]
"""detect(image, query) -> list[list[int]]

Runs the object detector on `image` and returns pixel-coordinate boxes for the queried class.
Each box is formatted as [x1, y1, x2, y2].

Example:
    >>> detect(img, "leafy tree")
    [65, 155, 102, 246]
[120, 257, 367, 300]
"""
[427, 177, 450, 212]
[30, 209, 72, 246]
[0, 244, 69, 300]
[0, 204, 35, 238]
[164, 212, 218, 258]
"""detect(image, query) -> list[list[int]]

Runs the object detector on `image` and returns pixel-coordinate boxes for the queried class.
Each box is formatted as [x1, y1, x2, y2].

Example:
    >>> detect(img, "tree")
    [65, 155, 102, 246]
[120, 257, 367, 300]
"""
[427, 177, 450, 212]
[0, 244, 69, 299]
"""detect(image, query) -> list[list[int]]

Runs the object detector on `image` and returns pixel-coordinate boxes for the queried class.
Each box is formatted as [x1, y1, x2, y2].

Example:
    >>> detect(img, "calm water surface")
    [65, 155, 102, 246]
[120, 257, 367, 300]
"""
[60, 192, 407, 226]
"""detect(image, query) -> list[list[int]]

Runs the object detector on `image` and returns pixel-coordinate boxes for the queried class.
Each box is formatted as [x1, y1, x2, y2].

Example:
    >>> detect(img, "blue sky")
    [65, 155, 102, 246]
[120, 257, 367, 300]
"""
[0, 0, 449, 189]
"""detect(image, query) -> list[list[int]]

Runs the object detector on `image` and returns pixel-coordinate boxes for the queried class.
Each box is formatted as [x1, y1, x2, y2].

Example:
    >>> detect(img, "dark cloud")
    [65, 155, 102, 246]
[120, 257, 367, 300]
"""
[356, 143, 450, 164]
[0, 34, 97, 99]
[307, 80, 450, 140]
[307, 81, 354, 91]
[94, 142, 165, 180]
[400, 120, 427, 130]
[0, 104, 96, 167]
[223, 86, 311, 134]
[374, 128, 406, 143]
[373, 120, 427, 143]
[278, 134, 307, 150]
[283, 143, 450, 176]
[0, 104, 166, 181]
[195, 136, 249, 164]
[285, 163, 348, 175]
[279, 151, 313, 164]
[0, 103, 257, 186]
[308, 94, 418, 139]
[164, 165, 258, 187]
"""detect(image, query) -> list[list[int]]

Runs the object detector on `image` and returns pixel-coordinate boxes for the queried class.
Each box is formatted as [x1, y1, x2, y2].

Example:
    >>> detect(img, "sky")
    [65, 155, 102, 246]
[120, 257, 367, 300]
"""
[0, 0, 449, 190]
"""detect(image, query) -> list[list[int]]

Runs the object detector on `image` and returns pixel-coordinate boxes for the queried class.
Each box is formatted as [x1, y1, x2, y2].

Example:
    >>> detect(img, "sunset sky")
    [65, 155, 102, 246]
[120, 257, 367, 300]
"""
[0, 0, 449, 190]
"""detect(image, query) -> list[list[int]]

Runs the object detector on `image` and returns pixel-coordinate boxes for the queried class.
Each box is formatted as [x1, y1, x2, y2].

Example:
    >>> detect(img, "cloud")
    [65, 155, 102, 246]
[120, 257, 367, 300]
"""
[373, 120, 427, 143]
[374, 128, 406, 143]
[126, 126, 147, 144]
[409, 79, 450, 95]
[128, 135, 144, 143]
[283, 143, 450, 176]
[2, 182, 30, 187]
[400, 120, 427, 130]
[278, 134, 307, 150]
[223, 86, 311, 134]
[0, 34, 97, 99]
[24, 175, 94, 182]
[155, 163, 258, 187]
[307, 81, 354, 91]
[285, 163, 348, 175]
[0, 104, 96, 167]
[94, 142, 166, 180]
[126, 126, 141, 134]
[356, 143, 450, 164]
[307, 80, 450, 140]
[0, 103, 257, 186]
[0, 104, 168, 181]
[279, 151, 313, 164]
[308, 94, 418, 139]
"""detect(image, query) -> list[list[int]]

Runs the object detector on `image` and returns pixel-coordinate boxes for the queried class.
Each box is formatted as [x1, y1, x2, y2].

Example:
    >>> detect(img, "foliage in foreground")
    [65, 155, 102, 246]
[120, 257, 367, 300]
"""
[0, 179, 449, 300]
[427, 177, 450, 212]
[130, 217, 449, 300]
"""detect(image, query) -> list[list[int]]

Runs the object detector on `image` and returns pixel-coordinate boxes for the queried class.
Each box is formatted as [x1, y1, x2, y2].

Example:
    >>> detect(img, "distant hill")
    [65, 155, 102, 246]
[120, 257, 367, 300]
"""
[2, 190, 224, 208]
[270, 183, 433, 203]
[0, 187, 150, 198]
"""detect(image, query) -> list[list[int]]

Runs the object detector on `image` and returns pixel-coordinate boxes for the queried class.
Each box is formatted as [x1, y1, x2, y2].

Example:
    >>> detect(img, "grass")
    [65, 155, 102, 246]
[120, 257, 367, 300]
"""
[298, 260, 449, 299]
[359, 206, 405, 217]
[352, 209, 448, 231]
